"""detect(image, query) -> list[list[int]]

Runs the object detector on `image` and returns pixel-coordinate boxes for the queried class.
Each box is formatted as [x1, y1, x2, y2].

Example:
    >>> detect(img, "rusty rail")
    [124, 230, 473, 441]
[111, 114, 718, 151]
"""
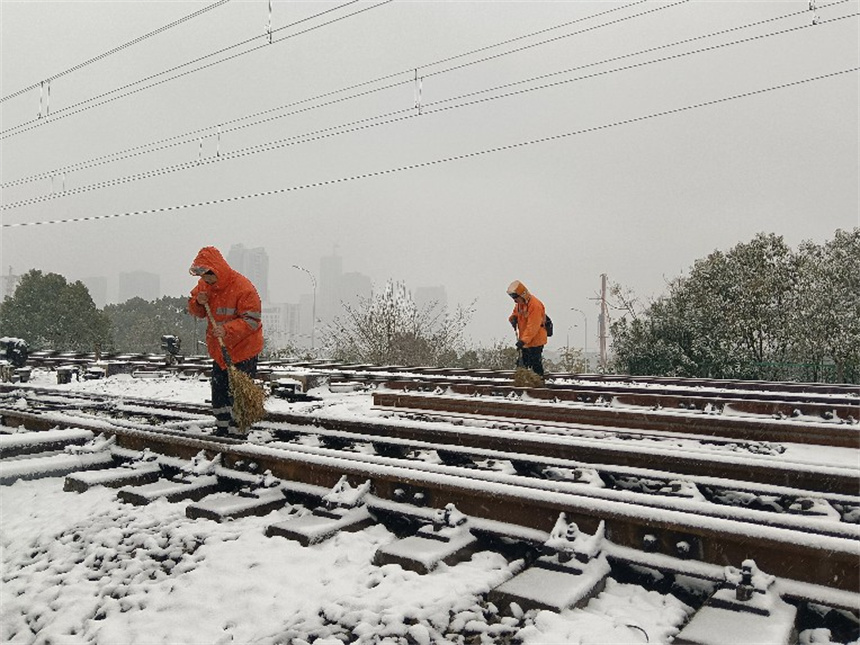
[373, 390, 860, 449]
[3, 409, 856, 594]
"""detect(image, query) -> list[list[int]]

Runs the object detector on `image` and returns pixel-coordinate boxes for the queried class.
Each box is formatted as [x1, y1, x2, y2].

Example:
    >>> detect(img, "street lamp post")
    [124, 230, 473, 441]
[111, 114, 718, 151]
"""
[571, 307, 588, 371]
[292, 265, 317, 351]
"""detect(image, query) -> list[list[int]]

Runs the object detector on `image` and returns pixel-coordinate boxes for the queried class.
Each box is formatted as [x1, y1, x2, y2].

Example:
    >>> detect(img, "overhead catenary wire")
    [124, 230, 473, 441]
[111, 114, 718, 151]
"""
[0, 0, 233, 104]
[3, 66, 855, 229]
[0, 0, 680, 191]
[0, 0, 387, 140]
[3, 11, 855, 213]
[4, 0, 842, 191]
[0, 0, 652, 166]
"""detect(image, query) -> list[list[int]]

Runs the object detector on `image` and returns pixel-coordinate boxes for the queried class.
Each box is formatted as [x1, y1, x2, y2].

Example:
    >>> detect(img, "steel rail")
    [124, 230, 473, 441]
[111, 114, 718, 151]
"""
[3, 410, 855, 594]
[373, 390, 860, 449]
[4, 389, 856, 496]
[18, 355, 860, 400]
[6, 384, 860, 521]
[381, 379, 860, 421]
[4, 399, 859, 523]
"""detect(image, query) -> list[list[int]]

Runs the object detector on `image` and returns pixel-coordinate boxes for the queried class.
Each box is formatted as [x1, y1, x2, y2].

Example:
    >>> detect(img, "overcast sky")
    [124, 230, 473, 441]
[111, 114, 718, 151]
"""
[1, 0, 858, 348]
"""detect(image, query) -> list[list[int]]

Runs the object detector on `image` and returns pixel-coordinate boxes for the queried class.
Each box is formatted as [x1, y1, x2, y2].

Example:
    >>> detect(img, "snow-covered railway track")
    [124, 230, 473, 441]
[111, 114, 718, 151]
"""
[380, 379, 860, 429]
[19, 355, 860, 405]
[6, 400, 858, 537]
[2, 403, 858, 602]
[289, 359, 859, 394]
[2, 387, 857, 498]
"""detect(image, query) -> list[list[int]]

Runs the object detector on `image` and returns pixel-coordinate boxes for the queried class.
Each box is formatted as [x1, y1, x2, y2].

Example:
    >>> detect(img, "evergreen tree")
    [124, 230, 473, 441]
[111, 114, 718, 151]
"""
[792, 229, 860, 382]
[104, 296, 203, 354]
[610, 229, 860, 383]
[0, 270, 112, 352]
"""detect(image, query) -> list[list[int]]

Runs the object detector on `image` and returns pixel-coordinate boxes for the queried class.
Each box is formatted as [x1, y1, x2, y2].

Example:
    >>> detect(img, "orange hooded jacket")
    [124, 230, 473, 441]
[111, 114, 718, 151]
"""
[507, 280, 548, 348]
[188, 247, 264, 368]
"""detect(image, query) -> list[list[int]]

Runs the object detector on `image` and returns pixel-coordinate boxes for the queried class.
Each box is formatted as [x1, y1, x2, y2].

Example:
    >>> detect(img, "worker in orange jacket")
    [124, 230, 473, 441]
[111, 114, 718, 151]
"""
[507, 280, 548, 377]
[188, 246, 263, 436]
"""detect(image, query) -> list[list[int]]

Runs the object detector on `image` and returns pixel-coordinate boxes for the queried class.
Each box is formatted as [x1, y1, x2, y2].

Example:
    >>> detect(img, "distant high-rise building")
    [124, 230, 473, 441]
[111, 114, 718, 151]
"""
[227, 244, 269, 302]
[319, 251, 343, 322]
[1, 267, 21, 301]
[340, 272, 372, 311]
[118, 271, 159, 302]
[415, 286, 447, 314]
[82, 276, 108, 309]
[316, 250, 372, 323]
[262, 303, 300, 350]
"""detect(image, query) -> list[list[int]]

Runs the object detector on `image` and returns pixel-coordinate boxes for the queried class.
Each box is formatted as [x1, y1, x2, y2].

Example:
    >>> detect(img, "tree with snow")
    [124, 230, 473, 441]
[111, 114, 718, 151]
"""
[103, 296, 202, 354]
[609, 229, 859, 383]
[0, 269, 112, 353]
[323, 280, 473, 367]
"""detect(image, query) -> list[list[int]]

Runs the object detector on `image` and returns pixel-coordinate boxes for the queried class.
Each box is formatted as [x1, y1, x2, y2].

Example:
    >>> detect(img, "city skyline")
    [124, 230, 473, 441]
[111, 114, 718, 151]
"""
[3, 3, 855, 352]
[0, 247, 454, 350]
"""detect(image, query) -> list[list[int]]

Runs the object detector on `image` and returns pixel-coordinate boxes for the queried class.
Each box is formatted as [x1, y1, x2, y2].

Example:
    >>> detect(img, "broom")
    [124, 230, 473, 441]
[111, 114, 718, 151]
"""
[203, 302, 266, 434]
[513, 330, 545, 389]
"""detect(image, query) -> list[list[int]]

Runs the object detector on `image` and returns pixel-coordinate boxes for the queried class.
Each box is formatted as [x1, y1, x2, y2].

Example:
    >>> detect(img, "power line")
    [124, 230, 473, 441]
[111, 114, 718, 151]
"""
[4, 11, 854, 212]
[4, 0, 849, 191]
[0, 0, 726, 186]
[0, 0, 232, 104]
[428, 14, 859, 111]
[427, 0, 854, 95]
[4, 66, 855, 229]
[0, 0, 388, 140]
[0, 0, 644, 147]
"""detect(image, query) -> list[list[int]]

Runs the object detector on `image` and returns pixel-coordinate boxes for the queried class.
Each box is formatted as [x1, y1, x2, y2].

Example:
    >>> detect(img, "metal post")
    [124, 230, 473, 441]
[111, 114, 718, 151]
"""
[571, 307, 587, 371]
[599, 274, 608, 372]
[292, 265, 317, 351]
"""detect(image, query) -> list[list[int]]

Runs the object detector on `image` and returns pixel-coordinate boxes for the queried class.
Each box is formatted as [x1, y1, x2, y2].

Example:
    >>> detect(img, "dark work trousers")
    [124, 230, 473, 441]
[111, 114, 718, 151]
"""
[211, 356, 258, 433]
[521, 346, 545, 376]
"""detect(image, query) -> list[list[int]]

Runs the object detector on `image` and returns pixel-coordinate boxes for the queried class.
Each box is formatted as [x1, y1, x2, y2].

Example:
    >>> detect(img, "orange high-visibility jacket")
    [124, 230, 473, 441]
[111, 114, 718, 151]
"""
[188, 246, 263, 368]
[507, 280, 548, 348]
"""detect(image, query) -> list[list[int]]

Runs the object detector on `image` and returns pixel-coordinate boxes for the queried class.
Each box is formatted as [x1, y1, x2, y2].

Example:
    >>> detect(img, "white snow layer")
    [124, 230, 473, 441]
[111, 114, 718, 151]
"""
[1, 476, 693, 644]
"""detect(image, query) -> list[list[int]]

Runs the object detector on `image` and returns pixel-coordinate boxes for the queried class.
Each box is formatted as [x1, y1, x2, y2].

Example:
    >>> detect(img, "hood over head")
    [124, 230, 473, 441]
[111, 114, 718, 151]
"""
[507, 280, 530, 299]
[189, 247, 232, 280]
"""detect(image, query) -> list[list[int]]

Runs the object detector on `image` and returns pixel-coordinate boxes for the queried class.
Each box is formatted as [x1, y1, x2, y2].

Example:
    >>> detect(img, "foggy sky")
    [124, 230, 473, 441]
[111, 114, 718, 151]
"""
[1, 0, 858, 348]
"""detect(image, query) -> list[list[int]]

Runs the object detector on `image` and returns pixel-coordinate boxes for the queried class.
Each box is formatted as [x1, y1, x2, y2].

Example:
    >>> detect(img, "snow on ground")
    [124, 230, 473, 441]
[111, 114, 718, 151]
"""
[1, 476, 693, 644]
[2, 369, 857, 644]
[0, 370, 701, 643]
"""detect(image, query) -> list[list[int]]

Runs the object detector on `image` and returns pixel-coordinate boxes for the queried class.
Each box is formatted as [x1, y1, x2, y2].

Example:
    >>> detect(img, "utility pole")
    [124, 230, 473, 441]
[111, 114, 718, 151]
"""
[570, 307, 587, 372]
[598, 273, 609, 372]
[292, 265, 317, 351]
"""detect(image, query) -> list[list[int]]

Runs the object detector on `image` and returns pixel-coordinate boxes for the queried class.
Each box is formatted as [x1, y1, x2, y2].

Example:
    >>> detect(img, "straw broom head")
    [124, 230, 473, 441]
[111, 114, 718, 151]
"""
[513, 366, 545, 388]
[200, 301, 266, 433]
[228, 365, 266, 432]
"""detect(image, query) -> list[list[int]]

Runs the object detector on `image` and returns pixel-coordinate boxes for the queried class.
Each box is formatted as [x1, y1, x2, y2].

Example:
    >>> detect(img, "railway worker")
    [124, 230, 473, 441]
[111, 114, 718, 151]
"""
[188, 246, 263, 437]
[507, 279, 548, 377]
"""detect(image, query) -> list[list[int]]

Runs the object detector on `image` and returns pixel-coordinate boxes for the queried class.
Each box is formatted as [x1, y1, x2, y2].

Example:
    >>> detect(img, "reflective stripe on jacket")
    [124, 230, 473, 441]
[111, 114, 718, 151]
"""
[188, 246, 264, 368]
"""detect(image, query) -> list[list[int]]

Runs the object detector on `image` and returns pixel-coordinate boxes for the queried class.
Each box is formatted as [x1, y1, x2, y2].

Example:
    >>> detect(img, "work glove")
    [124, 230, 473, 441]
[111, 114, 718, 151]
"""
[515, 340, 525, 350]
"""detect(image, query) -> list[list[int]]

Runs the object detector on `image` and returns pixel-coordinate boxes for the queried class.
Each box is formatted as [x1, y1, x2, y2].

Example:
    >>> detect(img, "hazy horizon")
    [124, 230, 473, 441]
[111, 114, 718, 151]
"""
[2, 1, 858, 348]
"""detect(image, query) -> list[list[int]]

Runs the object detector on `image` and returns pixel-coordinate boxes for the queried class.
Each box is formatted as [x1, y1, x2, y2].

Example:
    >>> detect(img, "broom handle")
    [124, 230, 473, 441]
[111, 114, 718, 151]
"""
[514, 328, 523, 368]
[202, 301, 232, 366]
